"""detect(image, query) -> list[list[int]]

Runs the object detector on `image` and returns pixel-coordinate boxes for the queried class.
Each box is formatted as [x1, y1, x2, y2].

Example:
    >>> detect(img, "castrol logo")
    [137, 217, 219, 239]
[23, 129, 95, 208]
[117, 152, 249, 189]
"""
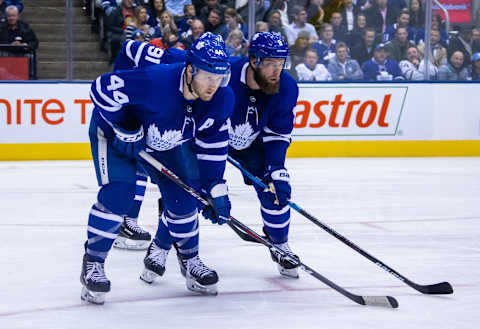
[293, 86, 407, 136]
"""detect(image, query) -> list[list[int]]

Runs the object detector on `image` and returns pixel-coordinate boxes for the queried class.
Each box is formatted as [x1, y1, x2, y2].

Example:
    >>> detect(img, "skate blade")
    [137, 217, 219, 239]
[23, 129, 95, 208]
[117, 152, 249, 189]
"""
[140, 268, 160, 284]
[113, 236, 150, 250]
[278, 265, 299, 279]
[186, 277, 218, 296]
[81, 286, 106, 305]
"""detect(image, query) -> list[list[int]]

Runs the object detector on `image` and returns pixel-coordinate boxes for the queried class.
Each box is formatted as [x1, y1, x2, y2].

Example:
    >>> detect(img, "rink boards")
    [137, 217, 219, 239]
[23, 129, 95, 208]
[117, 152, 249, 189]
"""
[0, 81, 479, 160]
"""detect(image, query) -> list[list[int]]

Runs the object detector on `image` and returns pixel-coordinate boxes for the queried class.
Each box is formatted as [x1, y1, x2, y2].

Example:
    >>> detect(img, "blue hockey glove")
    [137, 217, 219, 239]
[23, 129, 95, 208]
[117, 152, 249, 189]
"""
[201, 180, 231, 225]
[263, 166, 291, 207]
[111, 124, 145, 158]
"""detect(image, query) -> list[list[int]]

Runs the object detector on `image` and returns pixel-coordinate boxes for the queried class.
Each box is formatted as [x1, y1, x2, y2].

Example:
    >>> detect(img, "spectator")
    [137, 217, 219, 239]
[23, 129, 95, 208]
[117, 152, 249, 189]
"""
[255, 21, 268, 32]
[125, 6, 158, 41]
[351, 27, 377, 65]
[0, 5, 38, 50]
[473, 28, 480, 43]
[383, 10, 415, 43]
[306, 0, 325, 32]
[284, 5, 318, 46]
[225, 29, 247, 57]
[266, 9, 287, 41]
[105, 0, 135, 63]
[181, 18, 204, 48]
[340, 0, 359, 33]
[220, 7, 247, 41]
[267, 0, 290, 28]
[198, 0, 227, 26]
[362, 43, 403, 80]
[3, 0, 22, 13]
[330, 11, 347, 43]
[295, 47, 332, 81]
[158, 10, 179, 37]
[427, 12, 448, 46]
[384, 26, 415, 63]
[348, 12, 368, 48]
[417, 29, 447, 68]
[471, 52, 480, 81]
[328, 41, 363, 80]
[399, 46, 438, 80]
[147, 0, 165, 27]
[177, 4, 197, 35]
[447, 24, 475, 68]
[312, 23, 337, 65]
[238, 0, 268, 25]
[160, 25, 185, 49]
[365, 0, 398, 34]
[164, 0, 191, 18]
[408, 0, 424, 28]
[289, 30, 310, 69]
[204, 8, 224, 35]
[438, 51, 469, 80]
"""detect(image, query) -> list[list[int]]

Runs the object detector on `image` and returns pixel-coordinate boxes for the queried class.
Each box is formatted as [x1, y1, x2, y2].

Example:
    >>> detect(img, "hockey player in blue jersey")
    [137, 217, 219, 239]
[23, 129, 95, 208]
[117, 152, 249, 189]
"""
[227, 32, 301, 278]
[81, 32, 233, 304]
[109, 40, 187, 250]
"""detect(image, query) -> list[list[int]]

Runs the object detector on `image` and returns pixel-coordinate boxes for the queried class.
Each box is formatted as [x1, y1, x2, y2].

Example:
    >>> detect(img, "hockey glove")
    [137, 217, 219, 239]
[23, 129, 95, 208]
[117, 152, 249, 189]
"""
[263, 166, 291, 207]
[111, 124, 145, 158]
[201, 180, 231, 225]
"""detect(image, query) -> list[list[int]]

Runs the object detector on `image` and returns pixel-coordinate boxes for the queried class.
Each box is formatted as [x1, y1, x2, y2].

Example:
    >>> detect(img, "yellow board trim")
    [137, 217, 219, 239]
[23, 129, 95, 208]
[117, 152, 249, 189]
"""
[0, 140, 479, 160]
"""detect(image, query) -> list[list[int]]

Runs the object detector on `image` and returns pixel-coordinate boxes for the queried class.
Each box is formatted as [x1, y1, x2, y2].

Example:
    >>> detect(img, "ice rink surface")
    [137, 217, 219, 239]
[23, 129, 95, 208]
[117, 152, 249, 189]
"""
[0, 157, 479, 329]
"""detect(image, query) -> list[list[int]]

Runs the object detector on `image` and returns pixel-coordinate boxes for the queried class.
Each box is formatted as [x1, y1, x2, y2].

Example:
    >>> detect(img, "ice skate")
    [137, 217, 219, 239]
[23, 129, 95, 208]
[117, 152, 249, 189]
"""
[269, 242, 300, 278]
[80, 254, 110, 305]
[140, 242, 169, 284]
[184, 255, 218, 295]
[113, 217, 151, 250]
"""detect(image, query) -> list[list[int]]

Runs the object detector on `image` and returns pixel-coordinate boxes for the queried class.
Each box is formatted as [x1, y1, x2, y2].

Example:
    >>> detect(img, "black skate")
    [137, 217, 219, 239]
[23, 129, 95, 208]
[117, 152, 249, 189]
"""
[184, 255, 218, 295]
[113, 217, 151, 250]
[139, 242, 169, 284]
[269, 241, 300, 279]
[80, 254, 111, 305]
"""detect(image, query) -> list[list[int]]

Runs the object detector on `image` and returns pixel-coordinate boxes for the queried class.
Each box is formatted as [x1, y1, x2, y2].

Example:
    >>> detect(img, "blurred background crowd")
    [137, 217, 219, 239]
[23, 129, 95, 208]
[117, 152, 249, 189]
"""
[2, 0, 480, 81]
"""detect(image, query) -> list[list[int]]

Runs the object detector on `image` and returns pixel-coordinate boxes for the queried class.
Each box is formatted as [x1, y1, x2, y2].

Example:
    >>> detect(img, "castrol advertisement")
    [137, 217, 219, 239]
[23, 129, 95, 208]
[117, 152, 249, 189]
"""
[294, 86, 407, 136]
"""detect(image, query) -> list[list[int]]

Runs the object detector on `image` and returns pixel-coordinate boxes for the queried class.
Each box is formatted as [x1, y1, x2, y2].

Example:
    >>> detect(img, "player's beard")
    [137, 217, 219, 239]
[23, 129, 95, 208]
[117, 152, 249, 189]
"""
[253, 67, 280, 94]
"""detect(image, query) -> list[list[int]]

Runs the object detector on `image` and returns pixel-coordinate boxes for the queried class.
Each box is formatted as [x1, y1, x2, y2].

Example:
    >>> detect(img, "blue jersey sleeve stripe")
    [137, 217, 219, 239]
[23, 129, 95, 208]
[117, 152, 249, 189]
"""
[263, 126, 292, 138]
[89, 90, 121, 112]
[263, 136, 291, 143]
[125, 40, 135, 63]
[95, 77, 122, 108]
[134, 42, 147, 67]
[194, 138, 229, 149]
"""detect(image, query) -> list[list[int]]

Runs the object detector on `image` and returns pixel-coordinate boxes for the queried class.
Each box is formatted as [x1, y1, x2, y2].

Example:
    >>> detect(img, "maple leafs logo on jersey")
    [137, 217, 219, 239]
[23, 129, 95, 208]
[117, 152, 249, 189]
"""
[228, 122, 260, 150]
[146, 124, 183, 151]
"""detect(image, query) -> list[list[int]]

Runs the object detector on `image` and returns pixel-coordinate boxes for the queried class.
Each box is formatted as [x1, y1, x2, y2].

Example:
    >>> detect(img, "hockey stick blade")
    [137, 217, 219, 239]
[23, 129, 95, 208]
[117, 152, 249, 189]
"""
[227, 156, 453, 296]
[414, 281, 453, 295]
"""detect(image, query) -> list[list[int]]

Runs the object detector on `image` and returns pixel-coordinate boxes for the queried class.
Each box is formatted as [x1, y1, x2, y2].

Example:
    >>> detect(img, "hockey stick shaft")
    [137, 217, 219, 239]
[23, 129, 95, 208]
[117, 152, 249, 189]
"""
[227, 156, 453, 295]
[138, 150, 398, 308]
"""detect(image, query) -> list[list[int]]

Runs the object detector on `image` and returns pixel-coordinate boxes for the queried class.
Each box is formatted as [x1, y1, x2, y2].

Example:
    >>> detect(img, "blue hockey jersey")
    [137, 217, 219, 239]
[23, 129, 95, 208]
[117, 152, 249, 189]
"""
[90, 63, 235, 185]
[227, 57, 299, 167]
[113, 40, 186, 71]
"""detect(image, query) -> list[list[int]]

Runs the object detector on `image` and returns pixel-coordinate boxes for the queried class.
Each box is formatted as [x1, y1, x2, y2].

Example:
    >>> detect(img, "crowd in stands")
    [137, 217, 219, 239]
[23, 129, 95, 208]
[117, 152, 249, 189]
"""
[93, 0, 480, 81]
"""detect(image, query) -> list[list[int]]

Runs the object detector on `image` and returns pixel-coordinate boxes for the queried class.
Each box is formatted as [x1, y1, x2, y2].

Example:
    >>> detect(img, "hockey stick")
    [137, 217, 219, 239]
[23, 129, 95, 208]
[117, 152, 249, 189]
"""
[227, 156, 453, 295]
[138, 150, 398, 308]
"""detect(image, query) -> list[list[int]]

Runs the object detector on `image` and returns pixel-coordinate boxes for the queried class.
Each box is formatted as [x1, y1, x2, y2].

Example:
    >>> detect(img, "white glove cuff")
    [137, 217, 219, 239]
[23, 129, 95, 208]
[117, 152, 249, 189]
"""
[210, 183, 228, 198]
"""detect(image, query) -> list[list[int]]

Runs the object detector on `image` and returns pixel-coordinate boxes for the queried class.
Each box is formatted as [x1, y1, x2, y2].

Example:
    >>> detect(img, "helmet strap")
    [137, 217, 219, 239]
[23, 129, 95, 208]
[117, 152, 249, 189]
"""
[184, 64, 199, 99]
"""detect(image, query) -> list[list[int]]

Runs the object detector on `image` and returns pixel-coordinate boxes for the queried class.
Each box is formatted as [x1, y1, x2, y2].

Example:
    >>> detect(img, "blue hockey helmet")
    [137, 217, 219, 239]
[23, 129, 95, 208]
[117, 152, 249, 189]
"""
[187, 32, 231, 87]
[248, 32, 289, 60]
